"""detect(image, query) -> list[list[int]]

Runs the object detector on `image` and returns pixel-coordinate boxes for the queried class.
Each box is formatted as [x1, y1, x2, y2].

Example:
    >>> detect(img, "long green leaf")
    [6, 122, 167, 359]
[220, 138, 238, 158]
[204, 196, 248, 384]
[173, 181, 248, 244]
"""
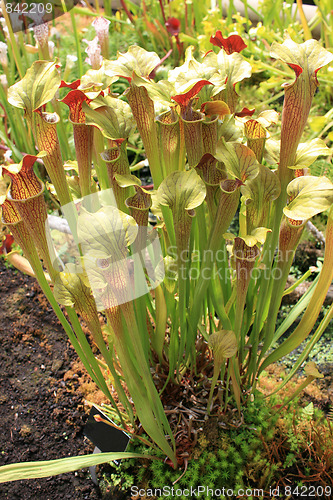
[272, 274, 319, 344]
[0, 452, 156, 483]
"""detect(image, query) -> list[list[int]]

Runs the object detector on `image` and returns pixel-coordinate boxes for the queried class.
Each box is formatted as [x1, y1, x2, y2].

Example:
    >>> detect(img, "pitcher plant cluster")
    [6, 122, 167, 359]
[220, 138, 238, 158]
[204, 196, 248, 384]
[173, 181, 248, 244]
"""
[1, 25, 333, 467]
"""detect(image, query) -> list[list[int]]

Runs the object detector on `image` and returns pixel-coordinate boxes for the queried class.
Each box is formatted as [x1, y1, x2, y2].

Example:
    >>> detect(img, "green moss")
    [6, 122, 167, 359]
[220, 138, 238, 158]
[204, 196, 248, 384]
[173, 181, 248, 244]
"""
[100, 394, 333, 498]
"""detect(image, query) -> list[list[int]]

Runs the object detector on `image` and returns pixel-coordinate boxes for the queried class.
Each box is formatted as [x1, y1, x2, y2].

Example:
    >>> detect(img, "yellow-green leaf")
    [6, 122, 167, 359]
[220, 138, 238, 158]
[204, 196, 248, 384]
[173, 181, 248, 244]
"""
[2, 152, 47, 176]
[81, 61, 119, 90]
[77, 206, 138, 259]
[114, 173, 142, 188]
[216, 141, 260, 182]
[264, 138, 280, 165]
[132, 74, 175, 108]
[304, 361, 323, 379]
[284, 176, 333, 220]
[155, 169, 206, 212]
[308, 116, 327, 133]
[8, 61, 61, 115]
[292, 139, 331, 169]
[53, 278, 75, 307]
[208, 330, 237, 363]
[256, 110, 279, 128]
[53, 264, 88, 307]
[104, 45, 160, 80]
[242, 165, 280, 206]
[270, 38, 333, 78]
[83, 96, 135, 140]
[168, 46, 215, 87]
[0, 452, 156, 483]
[210, 50, 252, 93]
[241, 164, 280, 231]
[250, 227, 271, 244]
[162, 255, 178, 293]
[168, 46, 251, 98]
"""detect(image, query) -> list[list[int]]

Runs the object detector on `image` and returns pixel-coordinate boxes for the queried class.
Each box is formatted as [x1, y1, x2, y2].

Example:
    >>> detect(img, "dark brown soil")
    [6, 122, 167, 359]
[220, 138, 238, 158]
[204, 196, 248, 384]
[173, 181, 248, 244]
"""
[0, 260, 102, 499]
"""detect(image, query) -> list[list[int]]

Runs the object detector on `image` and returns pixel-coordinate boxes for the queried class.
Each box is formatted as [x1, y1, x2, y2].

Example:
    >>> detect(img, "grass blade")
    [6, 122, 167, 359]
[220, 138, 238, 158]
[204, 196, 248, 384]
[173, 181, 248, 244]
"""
[0, 452, 157, 483]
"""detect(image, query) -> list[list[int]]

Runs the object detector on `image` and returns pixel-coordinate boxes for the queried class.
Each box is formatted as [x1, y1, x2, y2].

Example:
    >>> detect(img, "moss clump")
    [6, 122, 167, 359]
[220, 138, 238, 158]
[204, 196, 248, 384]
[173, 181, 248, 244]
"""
[99, 394, 333, 499]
